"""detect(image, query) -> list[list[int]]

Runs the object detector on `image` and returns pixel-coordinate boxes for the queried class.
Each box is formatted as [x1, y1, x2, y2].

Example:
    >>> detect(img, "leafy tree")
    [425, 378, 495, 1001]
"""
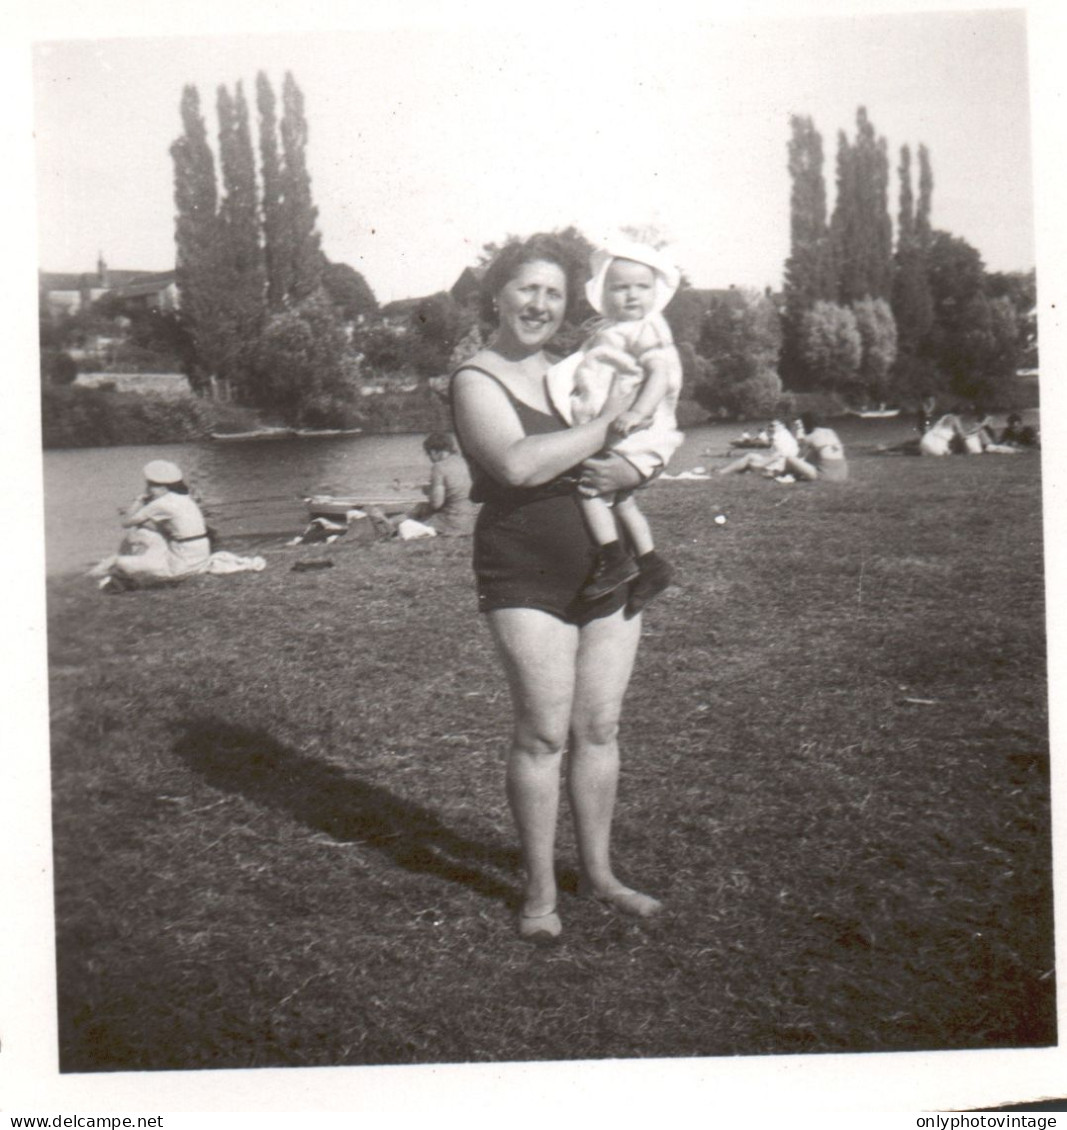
[216, 81, 266, 400]
[322, 261, 378, 324]
[253, 290, 361, 425]
[987, 269, 1038, 371]
[922, 231, 1024, 404]
[831, 107, 893, 305]
[891, 143, 934, 397]
[851, 296, 898, 404]
[799, 301, 862, 396]
[170, 84, 221, 394]
[449, 322, 486, 370]
[278, 72, 324, 305]
[256, 71, 286, 311]
[782, 114, 834, 386]
[663, 287, 709, 347]
[407, 292, 467, 377]
[696, 288, 784, 416]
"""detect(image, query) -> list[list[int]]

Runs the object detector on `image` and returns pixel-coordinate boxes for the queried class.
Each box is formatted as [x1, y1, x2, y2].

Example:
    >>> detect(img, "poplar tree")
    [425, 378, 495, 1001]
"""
[256, 71, 286, 310]
[831, 107, 893, 305]
[782, 114, 834, 387]
[170, 84, 222, 394]
[216, 81, 266, 400]
[890, 144, 934, 396]
[278, 71, 324, 305]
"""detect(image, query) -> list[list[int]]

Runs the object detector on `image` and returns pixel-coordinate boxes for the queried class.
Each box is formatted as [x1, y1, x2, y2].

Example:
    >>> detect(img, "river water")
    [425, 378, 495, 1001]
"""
[42, 424, 758, 576]
[41, 415, 934, 577]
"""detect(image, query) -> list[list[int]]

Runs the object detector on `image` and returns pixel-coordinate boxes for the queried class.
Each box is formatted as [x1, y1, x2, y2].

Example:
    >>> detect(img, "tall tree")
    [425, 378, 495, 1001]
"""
[831, 107, 893, 305]
[278, 71, 324, 306]
[170, 84, 221, 394]
[216, 81, 266, 399]
[782, 114, 834, 387]
[916, 143, 934, 253]
[890, 144, 935, 398]
[256, 71, 286, 310]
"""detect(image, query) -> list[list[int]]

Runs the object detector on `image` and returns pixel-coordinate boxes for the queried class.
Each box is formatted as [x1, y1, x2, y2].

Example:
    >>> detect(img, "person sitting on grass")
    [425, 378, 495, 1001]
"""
[365, 432, 477, 541]
[717, 419, 799, 476]
[780, 412, 849, 481]
[917, 412, 968, 456]
[95, 459, 212, 591]
[92, 460, 266, 592]
[999, 413, 1040, 449]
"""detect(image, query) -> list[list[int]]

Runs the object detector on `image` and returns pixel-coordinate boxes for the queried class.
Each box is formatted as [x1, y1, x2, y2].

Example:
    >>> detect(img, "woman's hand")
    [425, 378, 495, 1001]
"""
[578, 453, 643, 497]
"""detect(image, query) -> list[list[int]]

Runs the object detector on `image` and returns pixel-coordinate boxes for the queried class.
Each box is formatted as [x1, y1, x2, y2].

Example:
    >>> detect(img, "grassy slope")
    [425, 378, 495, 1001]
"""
[47, 446, 1052, 1070]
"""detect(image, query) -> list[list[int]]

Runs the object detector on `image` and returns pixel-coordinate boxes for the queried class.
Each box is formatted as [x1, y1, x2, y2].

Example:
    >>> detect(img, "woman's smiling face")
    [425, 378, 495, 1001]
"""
[494, 259, 567, 353]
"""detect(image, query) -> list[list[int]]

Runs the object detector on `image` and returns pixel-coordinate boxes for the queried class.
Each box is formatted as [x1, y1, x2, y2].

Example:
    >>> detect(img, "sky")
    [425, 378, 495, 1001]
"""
[30, 5, 1037, 305]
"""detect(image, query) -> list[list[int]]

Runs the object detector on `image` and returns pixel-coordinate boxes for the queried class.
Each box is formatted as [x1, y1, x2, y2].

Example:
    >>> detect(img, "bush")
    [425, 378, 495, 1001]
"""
[41, 385, 215, 449]
[47, 351, 79, 386]
[355, 388, 451, 434]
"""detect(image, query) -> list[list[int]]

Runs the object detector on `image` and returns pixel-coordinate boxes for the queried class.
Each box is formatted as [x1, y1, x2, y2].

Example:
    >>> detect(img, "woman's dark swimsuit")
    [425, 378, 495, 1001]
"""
[453, 366, 628, 626]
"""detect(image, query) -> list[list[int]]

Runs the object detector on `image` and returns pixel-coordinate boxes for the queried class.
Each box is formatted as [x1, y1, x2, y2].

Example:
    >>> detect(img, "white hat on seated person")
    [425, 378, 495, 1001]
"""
[143, 459, 183, 485]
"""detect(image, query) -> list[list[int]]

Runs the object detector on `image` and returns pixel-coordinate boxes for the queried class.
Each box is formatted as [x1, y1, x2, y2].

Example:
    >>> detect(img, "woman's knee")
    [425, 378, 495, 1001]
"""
[513, 717, 569, 759]
[571, 705, 622, 749]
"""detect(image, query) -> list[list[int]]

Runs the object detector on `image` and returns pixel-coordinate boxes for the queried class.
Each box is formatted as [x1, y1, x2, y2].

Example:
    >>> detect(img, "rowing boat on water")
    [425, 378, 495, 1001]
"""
[210, 427, 363, 440]
[305, 494, 424, 518]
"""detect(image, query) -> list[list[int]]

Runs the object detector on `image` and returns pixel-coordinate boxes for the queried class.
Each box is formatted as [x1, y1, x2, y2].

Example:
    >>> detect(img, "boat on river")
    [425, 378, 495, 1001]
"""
[845, 407, 901, 419]
[304, 493, 424, 519]
[210, 426, 363, 442]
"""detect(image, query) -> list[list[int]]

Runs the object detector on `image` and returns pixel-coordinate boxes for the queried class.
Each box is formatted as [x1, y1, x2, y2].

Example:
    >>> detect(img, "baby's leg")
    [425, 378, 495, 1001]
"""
[612, 491, 654, 557]
[614, 491, 674, 618]
[579, 494, 621, 548]
[579, 492, 639, 600]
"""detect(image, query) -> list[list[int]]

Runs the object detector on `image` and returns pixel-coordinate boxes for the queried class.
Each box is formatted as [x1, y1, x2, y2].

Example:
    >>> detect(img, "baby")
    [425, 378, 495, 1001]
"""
[547, 241, 684, 611]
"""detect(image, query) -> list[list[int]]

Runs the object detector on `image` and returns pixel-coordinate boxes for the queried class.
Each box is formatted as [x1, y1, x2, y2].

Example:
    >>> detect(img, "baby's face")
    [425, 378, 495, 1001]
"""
[602, 258, 656, 321]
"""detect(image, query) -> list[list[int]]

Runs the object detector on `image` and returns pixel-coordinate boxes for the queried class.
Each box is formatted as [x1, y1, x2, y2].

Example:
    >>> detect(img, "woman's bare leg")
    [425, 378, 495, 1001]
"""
[718, 452, 770, 475]
[487, 608, 579, 935]
[568, 608, 662, 915]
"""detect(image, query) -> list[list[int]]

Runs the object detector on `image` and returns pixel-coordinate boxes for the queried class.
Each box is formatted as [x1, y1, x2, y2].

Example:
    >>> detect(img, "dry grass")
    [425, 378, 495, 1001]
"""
[47, 441, 1052, 1071]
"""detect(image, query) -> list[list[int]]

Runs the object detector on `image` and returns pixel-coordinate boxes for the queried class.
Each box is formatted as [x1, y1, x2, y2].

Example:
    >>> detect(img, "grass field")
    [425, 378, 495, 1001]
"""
[46, 439, 1052, 1071]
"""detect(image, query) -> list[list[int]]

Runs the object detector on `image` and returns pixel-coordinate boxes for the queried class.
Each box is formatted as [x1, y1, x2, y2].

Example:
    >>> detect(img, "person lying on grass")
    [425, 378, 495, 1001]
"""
[717, 419, 799, 477]
[780, 413, 849, 481]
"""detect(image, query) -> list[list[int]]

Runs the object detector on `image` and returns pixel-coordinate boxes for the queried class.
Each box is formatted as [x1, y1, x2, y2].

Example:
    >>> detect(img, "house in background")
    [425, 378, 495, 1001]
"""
[39, 255, 178, 319]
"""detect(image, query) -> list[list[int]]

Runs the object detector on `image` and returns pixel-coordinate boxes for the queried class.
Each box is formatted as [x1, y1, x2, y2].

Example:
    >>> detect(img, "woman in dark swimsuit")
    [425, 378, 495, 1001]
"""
[451, 235, 664, 941]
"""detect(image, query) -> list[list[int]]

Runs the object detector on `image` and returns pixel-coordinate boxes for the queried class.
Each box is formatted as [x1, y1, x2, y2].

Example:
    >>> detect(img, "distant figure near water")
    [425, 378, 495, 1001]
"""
[92, 460, 264, 592]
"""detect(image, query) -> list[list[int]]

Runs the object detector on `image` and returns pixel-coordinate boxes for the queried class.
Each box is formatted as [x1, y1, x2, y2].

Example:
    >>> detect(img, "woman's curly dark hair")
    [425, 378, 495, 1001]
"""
[479, 233, 585, 324]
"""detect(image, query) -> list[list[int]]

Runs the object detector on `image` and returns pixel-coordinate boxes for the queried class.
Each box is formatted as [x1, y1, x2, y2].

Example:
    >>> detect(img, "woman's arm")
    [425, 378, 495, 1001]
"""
[428, 464, 447, 511]
[120, 497, 157, 528]
[452, 368, 627, 488]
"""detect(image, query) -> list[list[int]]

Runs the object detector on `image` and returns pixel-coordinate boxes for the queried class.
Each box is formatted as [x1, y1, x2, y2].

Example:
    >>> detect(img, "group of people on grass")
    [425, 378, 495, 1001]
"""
[717, 414, 849, 482]
[915, 407, 1038, 457]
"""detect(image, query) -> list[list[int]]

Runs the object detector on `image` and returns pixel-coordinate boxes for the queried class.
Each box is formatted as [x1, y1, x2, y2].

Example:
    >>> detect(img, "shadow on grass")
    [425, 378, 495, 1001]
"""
[174, 717, 522, 905]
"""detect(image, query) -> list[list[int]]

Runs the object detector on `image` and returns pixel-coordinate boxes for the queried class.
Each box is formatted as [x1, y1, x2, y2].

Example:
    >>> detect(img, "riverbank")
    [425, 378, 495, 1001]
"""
[46, 446, 1050, 1070]
[41, 378, 453, 449]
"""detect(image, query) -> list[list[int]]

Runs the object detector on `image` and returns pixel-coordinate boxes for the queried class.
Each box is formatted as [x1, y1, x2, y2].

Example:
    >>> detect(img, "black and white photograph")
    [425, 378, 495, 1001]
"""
[6, 0, 1066, 1115]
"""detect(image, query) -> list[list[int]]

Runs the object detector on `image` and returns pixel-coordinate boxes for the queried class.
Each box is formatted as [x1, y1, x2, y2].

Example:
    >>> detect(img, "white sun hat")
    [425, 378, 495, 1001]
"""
[584, 239, 681, 317]
[143, 459, 183, 485]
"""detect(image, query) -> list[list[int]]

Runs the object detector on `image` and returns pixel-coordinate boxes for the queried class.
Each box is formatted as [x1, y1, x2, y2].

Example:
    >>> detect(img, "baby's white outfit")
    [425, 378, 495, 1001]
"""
[546, 241, 684, 480]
